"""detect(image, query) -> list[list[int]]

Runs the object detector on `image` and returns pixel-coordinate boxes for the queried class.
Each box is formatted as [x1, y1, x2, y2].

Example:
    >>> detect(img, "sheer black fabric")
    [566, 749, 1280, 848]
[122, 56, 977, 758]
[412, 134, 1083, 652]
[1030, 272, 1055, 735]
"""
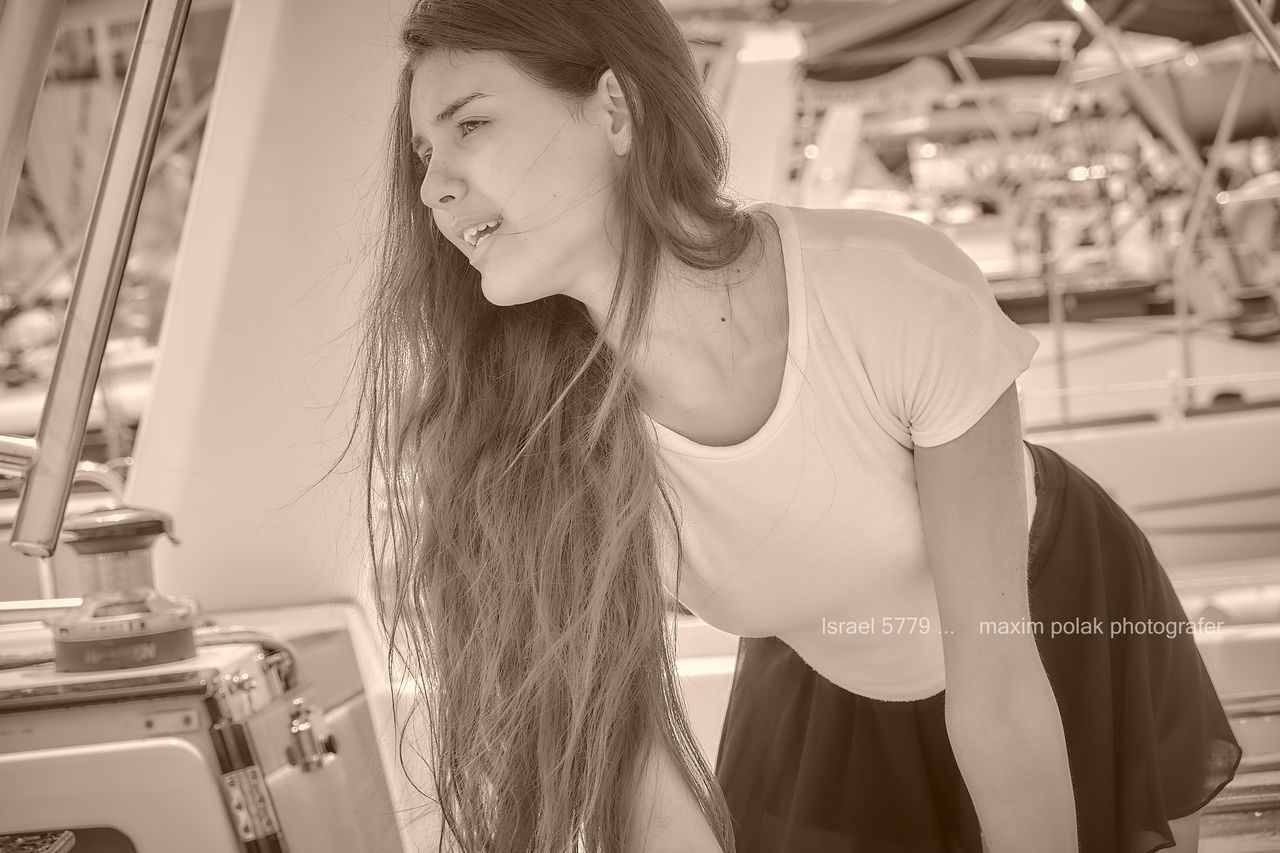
[715, 441, 1242, 852]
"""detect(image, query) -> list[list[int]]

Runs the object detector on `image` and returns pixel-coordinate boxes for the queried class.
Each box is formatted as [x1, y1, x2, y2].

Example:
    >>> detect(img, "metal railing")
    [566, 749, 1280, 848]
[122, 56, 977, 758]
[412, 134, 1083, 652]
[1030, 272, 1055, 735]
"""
[0, 0, 65, 244]
[1018, 370, 1280, 432]
[0, 0, 192, 559]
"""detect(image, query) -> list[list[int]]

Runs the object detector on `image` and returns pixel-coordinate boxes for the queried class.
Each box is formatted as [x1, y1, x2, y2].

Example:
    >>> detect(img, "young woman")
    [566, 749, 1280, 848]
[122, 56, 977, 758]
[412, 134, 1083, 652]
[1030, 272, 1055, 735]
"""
[355, 1, 1242, 850]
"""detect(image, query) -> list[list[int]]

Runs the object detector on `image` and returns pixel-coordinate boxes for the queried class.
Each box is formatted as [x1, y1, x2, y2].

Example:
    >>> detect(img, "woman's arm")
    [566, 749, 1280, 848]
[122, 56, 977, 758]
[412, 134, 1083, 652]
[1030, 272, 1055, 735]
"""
[913, 383, 1079, 853]
[627, 739, 727, 853]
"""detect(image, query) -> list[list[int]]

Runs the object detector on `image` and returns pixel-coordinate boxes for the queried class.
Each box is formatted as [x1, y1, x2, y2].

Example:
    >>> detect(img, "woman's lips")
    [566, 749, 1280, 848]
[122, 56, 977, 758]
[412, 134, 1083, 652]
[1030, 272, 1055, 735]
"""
[469, 225, 500, 264]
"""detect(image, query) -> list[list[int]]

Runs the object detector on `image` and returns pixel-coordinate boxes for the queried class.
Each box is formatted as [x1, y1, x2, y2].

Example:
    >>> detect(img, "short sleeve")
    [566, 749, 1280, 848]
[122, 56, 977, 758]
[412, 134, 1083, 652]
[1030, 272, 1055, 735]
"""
[843, 227, 1040, 449]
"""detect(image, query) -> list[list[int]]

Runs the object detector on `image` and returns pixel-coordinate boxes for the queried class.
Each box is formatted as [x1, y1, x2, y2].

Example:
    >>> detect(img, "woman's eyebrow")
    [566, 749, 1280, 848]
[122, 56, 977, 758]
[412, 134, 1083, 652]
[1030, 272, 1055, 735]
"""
[433, 91, 489, 125]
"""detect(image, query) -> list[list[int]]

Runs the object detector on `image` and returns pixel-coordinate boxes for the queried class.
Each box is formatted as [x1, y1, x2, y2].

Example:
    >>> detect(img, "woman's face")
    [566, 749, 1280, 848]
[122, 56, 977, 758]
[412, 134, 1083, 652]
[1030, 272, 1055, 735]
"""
[408, 50, 627, 308]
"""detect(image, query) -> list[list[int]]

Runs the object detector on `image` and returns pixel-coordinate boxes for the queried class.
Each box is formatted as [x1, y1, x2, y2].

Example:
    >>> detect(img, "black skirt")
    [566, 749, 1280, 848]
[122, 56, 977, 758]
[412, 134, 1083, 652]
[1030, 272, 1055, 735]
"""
[713, 440, 1243, 853]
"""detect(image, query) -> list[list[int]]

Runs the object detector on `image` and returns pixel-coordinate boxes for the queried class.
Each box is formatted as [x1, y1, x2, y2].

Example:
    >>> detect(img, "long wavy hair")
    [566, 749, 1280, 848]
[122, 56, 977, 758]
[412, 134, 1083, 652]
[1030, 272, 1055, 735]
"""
[355, 1, 761, 849]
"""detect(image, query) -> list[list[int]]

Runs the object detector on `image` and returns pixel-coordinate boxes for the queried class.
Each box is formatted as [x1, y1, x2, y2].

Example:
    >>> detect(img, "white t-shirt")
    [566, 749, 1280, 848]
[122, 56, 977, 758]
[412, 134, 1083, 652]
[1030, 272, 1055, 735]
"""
[648, 201, 1042, 701]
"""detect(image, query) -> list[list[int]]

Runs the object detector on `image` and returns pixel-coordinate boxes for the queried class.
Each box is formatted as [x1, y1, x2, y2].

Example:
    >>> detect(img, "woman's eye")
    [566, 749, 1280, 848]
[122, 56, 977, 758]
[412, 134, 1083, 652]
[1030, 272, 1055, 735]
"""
[413, 121, 484, 173]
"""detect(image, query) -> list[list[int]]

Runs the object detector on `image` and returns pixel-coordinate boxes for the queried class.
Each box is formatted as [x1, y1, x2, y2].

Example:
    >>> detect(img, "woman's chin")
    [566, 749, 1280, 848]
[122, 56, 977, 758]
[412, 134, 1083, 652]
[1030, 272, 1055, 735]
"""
[479, 274, 536, 308]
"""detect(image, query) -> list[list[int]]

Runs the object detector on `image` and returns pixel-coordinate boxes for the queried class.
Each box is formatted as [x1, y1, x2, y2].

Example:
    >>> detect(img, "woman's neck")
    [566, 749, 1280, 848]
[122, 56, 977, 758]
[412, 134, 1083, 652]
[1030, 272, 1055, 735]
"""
[626, 210, 786, 406]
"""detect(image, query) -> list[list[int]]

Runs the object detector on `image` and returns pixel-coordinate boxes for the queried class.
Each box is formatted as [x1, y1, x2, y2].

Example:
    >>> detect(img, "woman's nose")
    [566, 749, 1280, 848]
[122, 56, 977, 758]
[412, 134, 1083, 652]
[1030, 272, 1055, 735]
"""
[420, 164, 463, 209]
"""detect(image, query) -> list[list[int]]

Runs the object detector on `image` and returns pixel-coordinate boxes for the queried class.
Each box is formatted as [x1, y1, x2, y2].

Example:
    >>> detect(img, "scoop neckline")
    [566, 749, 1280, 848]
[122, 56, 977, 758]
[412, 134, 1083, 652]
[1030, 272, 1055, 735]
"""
[642, 201, 807, 460]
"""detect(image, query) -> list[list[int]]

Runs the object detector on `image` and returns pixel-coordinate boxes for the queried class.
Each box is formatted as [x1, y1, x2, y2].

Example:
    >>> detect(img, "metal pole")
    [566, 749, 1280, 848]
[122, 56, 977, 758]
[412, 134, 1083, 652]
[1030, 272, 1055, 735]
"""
[0, 435, 37, 479]
[1011, 54, 1076, 272]
[946, 48, 1017, 156]
[0, 598, 81, 627]
[0, 0, 67, 247]
[1038, 204, 1071, 425]
[8, 0, 193, 559]
[1060, 0, 1205, 179]
[1171, 26, 1260, 406]
[1227, 0, 1280, 71]
[12, 86, 215, 311]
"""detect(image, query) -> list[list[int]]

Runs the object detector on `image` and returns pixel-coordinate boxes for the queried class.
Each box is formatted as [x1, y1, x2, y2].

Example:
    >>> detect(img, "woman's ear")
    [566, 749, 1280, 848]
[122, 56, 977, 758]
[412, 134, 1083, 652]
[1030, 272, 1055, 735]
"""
[596, 68, 633, 157]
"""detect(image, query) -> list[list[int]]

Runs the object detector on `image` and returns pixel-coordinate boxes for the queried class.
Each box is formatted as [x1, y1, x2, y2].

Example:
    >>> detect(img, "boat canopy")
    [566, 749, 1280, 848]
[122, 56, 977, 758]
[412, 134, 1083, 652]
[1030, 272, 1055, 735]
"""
[796, 0, 1280, 80]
